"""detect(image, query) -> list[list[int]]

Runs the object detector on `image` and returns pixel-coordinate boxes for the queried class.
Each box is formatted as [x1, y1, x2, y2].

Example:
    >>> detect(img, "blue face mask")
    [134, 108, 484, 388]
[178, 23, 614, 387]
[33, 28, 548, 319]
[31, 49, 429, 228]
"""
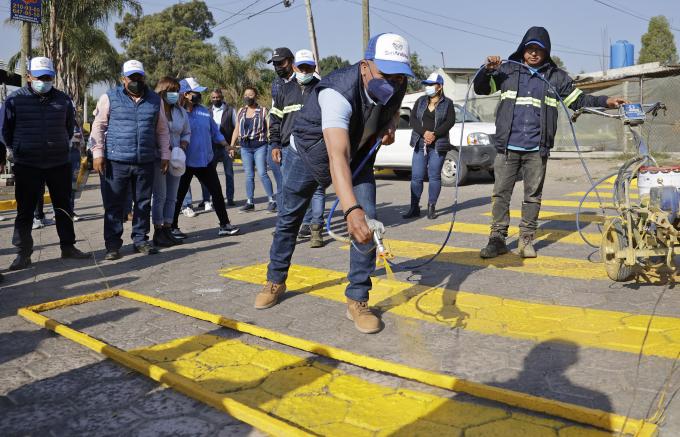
[165, 92, 179, 105]
[367, 78, 395, 105]
[32, 80, 53, 94]
[296, 71, 314, 85]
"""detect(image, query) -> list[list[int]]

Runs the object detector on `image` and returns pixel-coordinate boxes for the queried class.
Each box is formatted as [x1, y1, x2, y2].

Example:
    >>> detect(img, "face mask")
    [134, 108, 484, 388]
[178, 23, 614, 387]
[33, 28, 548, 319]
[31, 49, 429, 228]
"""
[366, 78, 395, 106]
[275, 65, 292, 79]
[212, 100, 223, 108]
[32, 80, 53, 94]
[165, 92, 179, 105]
[126, 80, 144, 95]
[190, 93, 201, 104]
[425, 85, 438, 97]
[296, 72, 314, 85]
[243, 97, 255, 106]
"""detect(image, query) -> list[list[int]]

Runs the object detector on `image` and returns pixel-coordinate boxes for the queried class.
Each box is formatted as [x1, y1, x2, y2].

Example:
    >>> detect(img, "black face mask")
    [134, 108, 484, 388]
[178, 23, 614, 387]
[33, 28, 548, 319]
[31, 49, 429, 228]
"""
[243, 97, 255, 106]
[275, 65, 292, 79]
[190, 94, 201, 104]
[212, 100, 223, 108]
[126, 80, 144, 95]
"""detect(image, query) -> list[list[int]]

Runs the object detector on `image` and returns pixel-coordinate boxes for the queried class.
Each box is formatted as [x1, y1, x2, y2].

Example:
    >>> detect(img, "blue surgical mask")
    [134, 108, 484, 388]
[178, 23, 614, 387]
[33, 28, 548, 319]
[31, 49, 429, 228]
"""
[367, 78, 395, 105]
[296, 71, 314, 85]
[425, 85, 437, 97]
[32, 80, 53, 94]
[165, 92, 179, 105]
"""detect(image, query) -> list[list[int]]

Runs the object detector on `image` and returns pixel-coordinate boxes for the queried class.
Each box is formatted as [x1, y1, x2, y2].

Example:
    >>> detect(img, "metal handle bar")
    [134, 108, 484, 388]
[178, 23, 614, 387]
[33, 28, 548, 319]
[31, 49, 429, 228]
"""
[571, 102, 666, 122]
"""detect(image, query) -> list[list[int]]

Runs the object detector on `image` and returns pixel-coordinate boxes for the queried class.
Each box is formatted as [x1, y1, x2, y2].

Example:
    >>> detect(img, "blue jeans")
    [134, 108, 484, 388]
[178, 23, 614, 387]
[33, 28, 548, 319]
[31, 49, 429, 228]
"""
[281, 147, 325, 225]
[241, 144, 274, 202]
[267, 146, 376, 302]
[410, 141, 446, 206]
[100, 161, 154, 250]
[267, 143, 283, 201]
[182, 183, 211, 208]
[69, 148, 81, 212]
[220, 152, 235, 202]
[152, 158, 181, 225]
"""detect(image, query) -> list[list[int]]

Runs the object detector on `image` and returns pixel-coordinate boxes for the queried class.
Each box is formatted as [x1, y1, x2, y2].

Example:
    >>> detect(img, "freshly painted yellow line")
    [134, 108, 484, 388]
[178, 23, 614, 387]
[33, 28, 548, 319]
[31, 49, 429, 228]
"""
[566, 191, 639, 200]
[130, 334, 613, 436]
[0, 194, 51, 211]
[341, 239, 610, 281]
[482, 210, 606, 224]
[425, 222, 601, 246]
[17, 290, 657, 436]
[542, 199, 612, 209]
[604, 176, 637, 187]
[221, 264, 680, 360]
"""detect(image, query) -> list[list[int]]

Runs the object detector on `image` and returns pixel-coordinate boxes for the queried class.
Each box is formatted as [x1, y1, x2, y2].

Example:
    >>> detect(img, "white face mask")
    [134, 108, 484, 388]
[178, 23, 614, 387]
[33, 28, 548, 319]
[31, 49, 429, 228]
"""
[296, 71, 314, 85]
[425, 85, 438, 97]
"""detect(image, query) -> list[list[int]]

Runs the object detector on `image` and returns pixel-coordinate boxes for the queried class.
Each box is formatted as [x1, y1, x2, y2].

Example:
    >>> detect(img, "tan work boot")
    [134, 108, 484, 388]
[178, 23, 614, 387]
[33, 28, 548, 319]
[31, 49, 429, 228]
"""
[346, 298, 382, 333]
[518, 234, 537, 258]
[254, 281, 287, 309]
[310, 224, 323, 248]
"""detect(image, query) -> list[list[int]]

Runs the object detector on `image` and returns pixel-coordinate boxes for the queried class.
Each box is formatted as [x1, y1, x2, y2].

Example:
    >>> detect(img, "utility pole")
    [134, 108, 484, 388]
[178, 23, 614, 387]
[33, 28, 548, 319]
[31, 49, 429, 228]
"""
[304, 0, 321, 73]
[362, 0, 370, 53]
[20, 22, 31, 86]
[440, 51, 446, 68]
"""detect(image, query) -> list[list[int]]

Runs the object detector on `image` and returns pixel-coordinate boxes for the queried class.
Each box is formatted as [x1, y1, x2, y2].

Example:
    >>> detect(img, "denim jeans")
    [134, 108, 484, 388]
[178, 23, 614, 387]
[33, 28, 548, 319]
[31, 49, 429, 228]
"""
[152, 159, 181, 225]
[267, 146, 376, 302]
[69, 148, 81, 212]
[100, 160, 155, 250]
[410, 140, 446, 206]
[182, 183, 211, 208]
[281, 146, 325, 225]
[241, 144, 274, 202]
[267, 143, 283, 201]
[219, 150, 235, 202]
[490, 150, 548, 236]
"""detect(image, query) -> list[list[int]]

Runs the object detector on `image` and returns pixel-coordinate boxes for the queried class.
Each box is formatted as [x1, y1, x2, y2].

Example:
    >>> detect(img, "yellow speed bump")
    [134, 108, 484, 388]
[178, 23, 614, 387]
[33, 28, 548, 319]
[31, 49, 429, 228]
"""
[18, 289, 656, 436]
[0, 194, 51, 212]
[425, 222, 601, 246]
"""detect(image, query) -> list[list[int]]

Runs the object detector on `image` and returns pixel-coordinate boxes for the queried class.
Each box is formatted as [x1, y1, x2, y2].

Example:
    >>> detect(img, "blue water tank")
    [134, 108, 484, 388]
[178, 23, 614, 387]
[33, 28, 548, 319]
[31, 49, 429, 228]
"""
[610, 40, 635, 68]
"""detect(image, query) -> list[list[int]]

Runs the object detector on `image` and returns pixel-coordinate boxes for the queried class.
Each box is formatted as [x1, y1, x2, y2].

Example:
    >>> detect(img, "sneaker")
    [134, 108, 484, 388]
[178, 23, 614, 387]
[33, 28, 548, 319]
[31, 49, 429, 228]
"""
[9, 254, 32, 271]
[197, 202, 205, 210]
[346, 298, 382, 333]
[204, 201, 213, 212]
[32, 218, 44, 230]
[133, 242, 159, 255]
[171, 228, 188, 239]
[266, 201, 277, 213]
[61, 246, 90, 259]
[480, 234, 509, 259]
[182, 207, 197, 218]
[310, 224, 323, 248]
[104, 250, 121, 261]
[254, 281, 287, 309]
[239, 202, 254, 213]
[518, 233, 537, 258]
[298, 224, 311, 239]
[164, 228, 183, 244]
[218, 223, 240, 236]
[41, 218, 55, 226]
[227, 200, 236, 207]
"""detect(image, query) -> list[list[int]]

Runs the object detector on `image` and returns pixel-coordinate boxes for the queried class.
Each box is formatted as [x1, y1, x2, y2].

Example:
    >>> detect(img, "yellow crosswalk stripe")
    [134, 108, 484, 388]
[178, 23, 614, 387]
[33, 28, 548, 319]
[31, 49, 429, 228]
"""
[220, 264, 680, 360]
[482, 210, 606, 224]
[566, 191, 639, 200]
[341, 239, 609, 281]
[604, 176, 637, 187]
[425, 222, 601, 246]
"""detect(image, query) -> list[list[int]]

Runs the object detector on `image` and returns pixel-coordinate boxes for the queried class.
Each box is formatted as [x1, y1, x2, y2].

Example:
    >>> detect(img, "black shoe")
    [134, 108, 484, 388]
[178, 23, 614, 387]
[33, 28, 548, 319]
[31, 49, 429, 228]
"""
[218, 223, 240, 236]
[170, 228, 187, 239]
[480, 235, 509, 259]
[197, 202, 206, 210]
[61, 246, 90, 259]
[239, 202, 255, 213]
[227, 200, 236, 207]
[427, 203, 437, 220]
[402, 205, 420, 219]
[134, 243, 159, 255]
[267, 201, 277, 213]
[9, 254, 31, 271]
[104, 250, 121, 261]
[164, 228, 183, 245]
[298, 224, 311, 239]
[153, 229, 175, 248]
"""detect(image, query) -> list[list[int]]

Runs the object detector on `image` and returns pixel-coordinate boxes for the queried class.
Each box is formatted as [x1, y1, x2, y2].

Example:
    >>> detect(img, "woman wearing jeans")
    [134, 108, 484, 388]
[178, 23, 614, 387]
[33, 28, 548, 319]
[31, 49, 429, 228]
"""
[152, 77, 191, 246]
[403, 73, 456, 220]
[230, 87, 276, 213]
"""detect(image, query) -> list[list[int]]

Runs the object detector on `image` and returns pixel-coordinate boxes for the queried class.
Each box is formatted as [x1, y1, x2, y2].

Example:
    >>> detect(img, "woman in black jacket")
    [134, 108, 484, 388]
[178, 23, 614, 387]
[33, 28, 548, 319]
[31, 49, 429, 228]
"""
[403, 73, 456, 219]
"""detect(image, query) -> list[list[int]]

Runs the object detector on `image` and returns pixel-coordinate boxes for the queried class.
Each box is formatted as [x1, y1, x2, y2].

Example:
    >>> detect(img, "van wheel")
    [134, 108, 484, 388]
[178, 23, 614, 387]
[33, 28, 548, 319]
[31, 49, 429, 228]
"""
[442, 150, 468, 187]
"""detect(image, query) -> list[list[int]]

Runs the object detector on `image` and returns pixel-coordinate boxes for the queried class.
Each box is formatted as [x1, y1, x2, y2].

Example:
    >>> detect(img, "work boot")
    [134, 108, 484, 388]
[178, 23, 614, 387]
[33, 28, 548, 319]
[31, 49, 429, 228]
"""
[402, 205, 420, 219]
[9, 253, 32, 271]
[346, 298, 382, 333]
[153, 227, 175, 247]
[519, 233, 537, 258]
[310, 224, 323, 248]
[254, 281, 287, 309]
[164, 227, 183, 245]
[61, 246, 90, 259]
[427, 203, 437, 220]
[479, 233, 509, 259]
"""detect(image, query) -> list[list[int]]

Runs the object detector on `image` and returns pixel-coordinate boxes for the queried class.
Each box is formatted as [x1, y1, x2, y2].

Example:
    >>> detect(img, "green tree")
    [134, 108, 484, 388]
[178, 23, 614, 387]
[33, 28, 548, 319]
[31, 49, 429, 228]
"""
[319, 55, 350, 76]
[639, 16, 679, 64]
[115, 0, 218, 82]
[407, 52, 433, 93]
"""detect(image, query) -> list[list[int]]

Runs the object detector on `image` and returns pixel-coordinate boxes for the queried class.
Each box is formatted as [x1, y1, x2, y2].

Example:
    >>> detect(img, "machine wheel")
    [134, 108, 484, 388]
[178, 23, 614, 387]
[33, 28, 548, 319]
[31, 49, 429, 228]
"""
[442, 150, 468, 187]
[600, 218, 635, 282]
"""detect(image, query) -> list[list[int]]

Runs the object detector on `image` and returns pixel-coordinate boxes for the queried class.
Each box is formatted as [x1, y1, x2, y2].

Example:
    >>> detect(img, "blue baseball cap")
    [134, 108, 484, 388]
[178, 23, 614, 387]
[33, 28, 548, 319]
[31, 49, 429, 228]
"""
[179, 77, 207, 94]
[422, 72, 443, 85]
[525, 40, 546, 49]
[364, 33, 414, 77]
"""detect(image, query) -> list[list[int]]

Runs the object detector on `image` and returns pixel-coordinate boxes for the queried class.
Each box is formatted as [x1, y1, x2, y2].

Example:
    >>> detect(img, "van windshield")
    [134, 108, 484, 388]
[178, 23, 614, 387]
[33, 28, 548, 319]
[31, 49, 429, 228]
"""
[454, 105, 481, 122]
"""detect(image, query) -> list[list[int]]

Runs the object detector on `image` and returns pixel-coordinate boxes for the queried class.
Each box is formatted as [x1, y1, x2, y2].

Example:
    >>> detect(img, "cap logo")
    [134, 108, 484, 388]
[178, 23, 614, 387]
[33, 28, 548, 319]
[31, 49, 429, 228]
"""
[392, 41, 404, 51]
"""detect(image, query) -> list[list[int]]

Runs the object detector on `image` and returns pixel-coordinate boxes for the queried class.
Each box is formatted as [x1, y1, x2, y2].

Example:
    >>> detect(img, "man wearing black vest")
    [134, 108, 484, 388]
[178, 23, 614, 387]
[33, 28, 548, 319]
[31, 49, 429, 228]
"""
[209, 88, 237, 206]
[90, 60, 171, 260]
[1, 57, 90, 271]
[256, 34, 412, 334]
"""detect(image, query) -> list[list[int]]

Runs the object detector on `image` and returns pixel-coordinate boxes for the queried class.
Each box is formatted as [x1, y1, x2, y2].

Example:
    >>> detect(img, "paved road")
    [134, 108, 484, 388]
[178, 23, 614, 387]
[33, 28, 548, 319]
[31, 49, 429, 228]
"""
[0, 159, 678, 436]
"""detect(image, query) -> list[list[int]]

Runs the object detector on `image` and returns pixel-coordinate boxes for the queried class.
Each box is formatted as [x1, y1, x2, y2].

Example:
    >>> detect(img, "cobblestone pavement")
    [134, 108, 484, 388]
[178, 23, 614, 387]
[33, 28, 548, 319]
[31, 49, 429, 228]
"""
[0, 159, 679, 436]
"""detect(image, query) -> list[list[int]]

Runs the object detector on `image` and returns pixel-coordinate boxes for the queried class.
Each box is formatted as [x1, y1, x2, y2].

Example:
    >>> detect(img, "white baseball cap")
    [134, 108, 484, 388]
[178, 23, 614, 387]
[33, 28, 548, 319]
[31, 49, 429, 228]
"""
[364, 33, 413, 77]
[294, 49, 316, 67]
[422, 72, 444, 85]
[170, 147, 186, 177]
[29, 57, 55, 77]
[123, 60, 145, 77]
[179, 77, 207, 93]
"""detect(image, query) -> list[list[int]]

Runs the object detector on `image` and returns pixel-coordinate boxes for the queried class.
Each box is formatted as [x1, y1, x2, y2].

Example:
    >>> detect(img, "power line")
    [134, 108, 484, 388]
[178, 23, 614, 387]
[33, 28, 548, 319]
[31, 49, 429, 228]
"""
[371, 10, 441, 55]
[593, 0, 680, 32]
[215, 1, 295, 31]
[212, 0, 265, 30]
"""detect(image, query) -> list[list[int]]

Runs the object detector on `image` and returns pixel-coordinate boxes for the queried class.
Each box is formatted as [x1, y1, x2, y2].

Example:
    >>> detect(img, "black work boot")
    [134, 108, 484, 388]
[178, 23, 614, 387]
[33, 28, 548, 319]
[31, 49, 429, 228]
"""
[479, 233, 509, 259]
[427, 203, 436, 220]
[153, 227, 175, 247]
[402, 205, 420, 219]
[519, 233, 537, 258]
[9, 253, 32, 271]
[164, 227, 183, 244]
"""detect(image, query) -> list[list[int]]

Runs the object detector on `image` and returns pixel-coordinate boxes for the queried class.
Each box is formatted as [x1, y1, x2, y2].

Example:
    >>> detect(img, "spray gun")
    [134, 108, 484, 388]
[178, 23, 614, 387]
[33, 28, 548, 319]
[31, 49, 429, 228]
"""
[365, 216, 392, 260]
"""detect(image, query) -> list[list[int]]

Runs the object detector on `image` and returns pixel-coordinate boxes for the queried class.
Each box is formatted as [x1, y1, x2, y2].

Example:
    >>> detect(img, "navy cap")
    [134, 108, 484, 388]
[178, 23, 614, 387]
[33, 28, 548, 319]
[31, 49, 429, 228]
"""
[525, 40, 546, 49]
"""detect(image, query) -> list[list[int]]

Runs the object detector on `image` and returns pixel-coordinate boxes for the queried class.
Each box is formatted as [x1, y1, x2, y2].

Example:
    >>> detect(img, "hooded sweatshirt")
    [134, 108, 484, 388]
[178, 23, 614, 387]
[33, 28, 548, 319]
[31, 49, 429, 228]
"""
[474, 27, 609, 156]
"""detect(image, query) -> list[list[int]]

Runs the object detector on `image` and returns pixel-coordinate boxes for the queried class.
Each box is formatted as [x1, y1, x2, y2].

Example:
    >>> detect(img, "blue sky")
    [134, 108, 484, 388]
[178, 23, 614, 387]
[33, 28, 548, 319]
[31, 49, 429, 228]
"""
[1, 0, 678, 75]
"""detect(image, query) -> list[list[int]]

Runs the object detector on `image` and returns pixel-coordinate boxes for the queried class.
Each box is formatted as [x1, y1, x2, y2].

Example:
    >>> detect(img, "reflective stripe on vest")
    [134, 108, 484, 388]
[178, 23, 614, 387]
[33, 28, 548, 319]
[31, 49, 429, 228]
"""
[563, 88, 583, 107]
